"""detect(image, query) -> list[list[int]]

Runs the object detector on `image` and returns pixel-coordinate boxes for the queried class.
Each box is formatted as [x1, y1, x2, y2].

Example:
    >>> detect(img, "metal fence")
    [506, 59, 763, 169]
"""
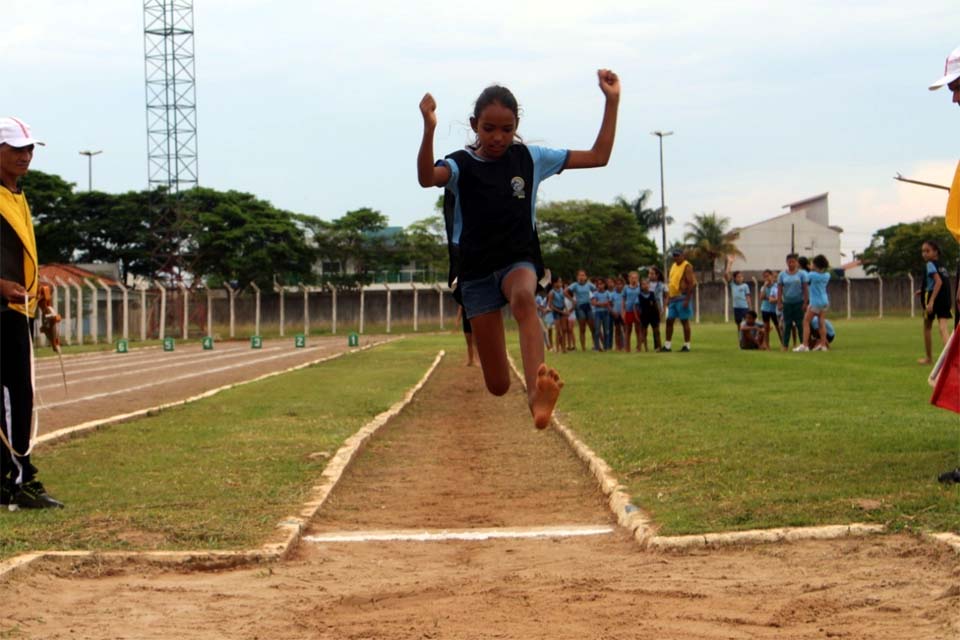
[37, 276, 928, 345]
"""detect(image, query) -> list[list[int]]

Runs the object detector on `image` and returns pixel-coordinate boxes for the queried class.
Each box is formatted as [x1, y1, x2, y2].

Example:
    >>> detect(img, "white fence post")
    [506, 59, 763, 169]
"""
[723, 281, 729, 323]
[250, 282, 261, 337]
[437, 284, 445, 330]
[878, 276, 884, 319]
[413, 283, 419, 332]
[139, 283, 148, 341]
[73, 282, 84, 344]
[85, 280, 99, 344]
[99, 280, 113, 343]
[226, 284, 237, 338]
[274, 281, 285, 337]
[156, 281, 167, 340]
[327, 283, 337, 335]
[56, 279, 71, 345]
[359, 283, 366, 335]
[117, 281, 129, 340]
[301, 284, 310, 336]
[385, 283, 392, 334]
[752, 277, 760, 314]
[206, 287, 214, 338]
[846, 278, 852, 320]
[179, 282, 189, 340]
[695, 284, 701, 324]
[907, 273, 915, 318]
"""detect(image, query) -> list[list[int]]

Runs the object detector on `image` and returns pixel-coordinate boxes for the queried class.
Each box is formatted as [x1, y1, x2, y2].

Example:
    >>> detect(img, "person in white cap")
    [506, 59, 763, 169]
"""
[928, 49, 960, 485]
[0, 116, 64, 509]
[928, 45, 960, 105]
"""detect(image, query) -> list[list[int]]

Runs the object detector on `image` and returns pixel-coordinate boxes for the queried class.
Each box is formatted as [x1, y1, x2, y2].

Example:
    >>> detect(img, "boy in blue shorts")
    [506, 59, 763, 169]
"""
[566, 270, 597, 351]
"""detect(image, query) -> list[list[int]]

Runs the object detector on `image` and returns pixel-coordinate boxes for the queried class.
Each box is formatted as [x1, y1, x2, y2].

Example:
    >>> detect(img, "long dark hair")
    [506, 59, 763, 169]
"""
[469, 85, 523, 149]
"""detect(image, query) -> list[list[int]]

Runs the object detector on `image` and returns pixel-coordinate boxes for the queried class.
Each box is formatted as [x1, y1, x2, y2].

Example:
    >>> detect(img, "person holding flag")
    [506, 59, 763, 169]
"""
[927, 47, 960, 484]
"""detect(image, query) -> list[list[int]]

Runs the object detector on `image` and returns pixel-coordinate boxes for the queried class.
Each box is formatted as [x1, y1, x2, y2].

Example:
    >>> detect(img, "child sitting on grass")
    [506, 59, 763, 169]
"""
[739, 309, 766, 350]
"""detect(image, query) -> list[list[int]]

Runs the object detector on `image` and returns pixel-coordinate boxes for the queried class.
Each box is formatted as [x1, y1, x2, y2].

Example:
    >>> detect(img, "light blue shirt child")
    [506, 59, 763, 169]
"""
[777, 270, 808, 304]
[807, 271, 830, 309]
[567, 281, 596, 305]
[730, 282, 750, 309]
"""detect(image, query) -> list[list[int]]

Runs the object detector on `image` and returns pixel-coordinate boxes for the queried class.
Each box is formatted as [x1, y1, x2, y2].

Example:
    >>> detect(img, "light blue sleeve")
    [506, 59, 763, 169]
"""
[800, 270, 810, 284]
[528, 145, 569, 182]
[927, 262, 936, 275]
[438, 157, 460, 197]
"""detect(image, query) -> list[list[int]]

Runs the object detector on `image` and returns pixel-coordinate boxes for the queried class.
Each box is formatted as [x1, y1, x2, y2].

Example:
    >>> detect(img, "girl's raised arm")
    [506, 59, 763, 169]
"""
[565, 69, 620, 170]
[417, 93, 452, 188]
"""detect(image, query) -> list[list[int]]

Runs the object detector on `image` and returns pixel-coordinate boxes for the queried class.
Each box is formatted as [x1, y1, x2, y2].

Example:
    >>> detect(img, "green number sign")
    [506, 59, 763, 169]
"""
[348, 332, 359, 348]
[251, 336, 263, 349]
[163, 337, 175, 352]
[294, 334, 306, 348]
[202, 336, 214, 350]
[116, 339, 128, 354]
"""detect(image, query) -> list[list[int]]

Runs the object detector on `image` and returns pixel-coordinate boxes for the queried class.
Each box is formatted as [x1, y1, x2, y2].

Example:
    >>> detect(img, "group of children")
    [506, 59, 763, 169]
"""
[535, 268, 666, 353]
[728, 253, 836, 352]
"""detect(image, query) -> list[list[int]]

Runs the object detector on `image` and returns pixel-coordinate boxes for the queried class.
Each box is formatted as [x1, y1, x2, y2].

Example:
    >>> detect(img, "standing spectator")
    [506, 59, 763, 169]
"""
[637, 278, 662, 352]
[928, 44, 960, 484]
[609, 276, 625, 351]
[566, 269, 597, 351]
[535, 284, 553, 351]
[799, 254, 831, 352]
[590, 279, 613, 351]
[0, 116, 64, 510]
[455, 300, 477, 366]
[647, 266, 666, 352]
[759, 269, 782, 350]
[663, 248, 697, 352]
[549, 277, 568, 353]
[622, 270, 642, 352]
[777, 253, 809, 352]
[917, 240, 952, 364]
[723, 255, 752, 331]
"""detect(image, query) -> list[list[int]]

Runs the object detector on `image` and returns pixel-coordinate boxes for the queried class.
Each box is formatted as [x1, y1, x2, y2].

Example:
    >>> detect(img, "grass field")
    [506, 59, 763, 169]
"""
[0, 340, 436, 560]
[516, 317, 960, 536]
[4, 319, 958, 561]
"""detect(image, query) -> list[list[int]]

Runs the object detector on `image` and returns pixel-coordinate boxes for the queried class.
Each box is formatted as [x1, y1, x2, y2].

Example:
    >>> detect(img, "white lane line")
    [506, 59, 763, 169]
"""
[34, 345, 254, 377]
[39, 345, 334, 409]
[303, 525, 615, 544]
[35, 345, 288, 390]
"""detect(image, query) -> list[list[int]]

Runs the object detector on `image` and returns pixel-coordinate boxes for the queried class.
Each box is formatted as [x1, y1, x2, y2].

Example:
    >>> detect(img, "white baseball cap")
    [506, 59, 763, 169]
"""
[929, 46, 960, 91]
[0, 116, 44, 148]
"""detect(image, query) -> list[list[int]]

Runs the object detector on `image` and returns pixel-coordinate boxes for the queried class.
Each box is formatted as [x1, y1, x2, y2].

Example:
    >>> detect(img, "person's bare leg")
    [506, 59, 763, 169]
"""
[801, 311, 814, 351]
[920, 317, 933, 364]
[578, 318, 587, 351]
[666, 317, 675, 343]
[682, 320, 691, 343]
[937, 318, 950, 345]
[464, 332, 476, 366]
[469, 311, 511, 396]
[503, 268, 563, 429]
[818, 313, 828, 349]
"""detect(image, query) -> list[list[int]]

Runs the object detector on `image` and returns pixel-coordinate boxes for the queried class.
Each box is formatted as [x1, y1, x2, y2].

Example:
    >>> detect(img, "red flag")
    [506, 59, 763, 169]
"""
[931, 331, 960, 413]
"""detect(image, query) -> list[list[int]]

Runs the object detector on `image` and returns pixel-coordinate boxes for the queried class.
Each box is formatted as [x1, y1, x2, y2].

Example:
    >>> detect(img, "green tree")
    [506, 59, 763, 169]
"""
[614, 189, 673, 234]
[538, 199, 659, 279]
[403, 216, 446, 282]
[683, 212, 743, 281]
[21, 170, 81, 264]
[860, 217, 958, 277]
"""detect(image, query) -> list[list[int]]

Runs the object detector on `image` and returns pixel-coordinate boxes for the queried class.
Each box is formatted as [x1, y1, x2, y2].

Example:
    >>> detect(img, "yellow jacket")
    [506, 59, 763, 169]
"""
[0, 186, 39, 317]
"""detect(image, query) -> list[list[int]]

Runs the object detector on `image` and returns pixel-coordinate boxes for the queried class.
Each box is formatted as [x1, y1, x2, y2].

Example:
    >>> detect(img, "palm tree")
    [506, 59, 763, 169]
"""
[683, 212, 744, 281]
[615, 190, 673, 234]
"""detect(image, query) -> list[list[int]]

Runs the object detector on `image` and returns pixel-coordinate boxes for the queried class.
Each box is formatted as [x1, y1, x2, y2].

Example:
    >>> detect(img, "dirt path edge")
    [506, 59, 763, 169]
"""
[0, 348, 446, 583]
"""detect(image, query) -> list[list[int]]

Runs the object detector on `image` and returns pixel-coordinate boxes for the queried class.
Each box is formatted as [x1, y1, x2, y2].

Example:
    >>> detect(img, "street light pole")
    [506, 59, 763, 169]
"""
[651, 131, 673, 277]
[78, 150, 103, 192]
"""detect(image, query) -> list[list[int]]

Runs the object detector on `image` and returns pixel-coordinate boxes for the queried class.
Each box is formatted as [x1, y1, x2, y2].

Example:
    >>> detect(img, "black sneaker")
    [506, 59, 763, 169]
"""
[9, 480, 65, 510]
[0, 481, 12, 507]
[680, 345, 691, 352]
[661, 346, 672, 352]
[938, 468, 960, 484]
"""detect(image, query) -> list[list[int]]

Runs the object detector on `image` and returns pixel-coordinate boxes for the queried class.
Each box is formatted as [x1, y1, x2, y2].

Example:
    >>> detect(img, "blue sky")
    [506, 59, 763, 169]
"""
[7, 0, 959, 260]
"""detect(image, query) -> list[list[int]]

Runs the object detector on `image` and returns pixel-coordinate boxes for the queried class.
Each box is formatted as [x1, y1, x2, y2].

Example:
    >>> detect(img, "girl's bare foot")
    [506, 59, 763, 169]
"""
[531, 363, 563, 430]
[918, 357, 932, 365]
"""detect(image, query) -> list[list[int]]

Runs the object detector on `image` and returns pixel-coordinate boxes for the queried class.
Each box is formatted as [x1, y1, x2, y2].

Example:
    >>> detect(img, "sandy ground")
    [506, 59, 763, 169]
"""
[1, 356, 958, 639]
[31, 336, 373, 436]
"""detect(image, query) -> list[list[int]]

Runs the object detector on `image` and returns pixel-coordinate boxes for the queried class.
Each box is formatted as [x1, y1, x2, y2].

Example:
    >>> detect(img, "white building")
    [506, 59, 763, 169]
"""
[728, 193, 843, 274]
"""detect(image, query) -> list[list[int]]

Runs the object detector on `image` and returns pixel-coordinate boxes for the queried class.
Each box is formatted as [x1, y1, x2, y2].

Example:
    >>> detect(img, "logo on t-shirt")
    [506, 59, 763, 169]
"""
[510, 176, 525, 199]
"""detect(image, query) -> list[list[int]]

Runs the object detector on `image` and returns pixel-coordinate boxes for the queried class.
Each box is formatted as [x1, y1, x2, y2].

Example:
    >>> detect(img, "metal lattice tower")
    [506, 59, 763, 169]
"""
[143, 0, 198, 192]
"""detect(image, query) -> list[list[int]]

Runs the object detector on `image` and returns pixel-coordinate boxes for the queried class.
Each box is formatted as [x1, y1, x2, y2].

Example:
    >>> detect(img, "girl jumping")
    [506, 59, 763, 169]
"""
[417, 70, 620, 429]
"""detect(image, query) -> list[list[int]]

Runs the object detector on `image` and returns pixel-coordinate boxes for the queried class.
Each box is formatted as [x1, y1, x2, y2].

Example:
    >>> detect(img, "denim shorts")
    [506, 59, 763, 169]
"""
[575, 303, 593, 321]
[460, 261, 536, 320]
[667, 297, 693, 321]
